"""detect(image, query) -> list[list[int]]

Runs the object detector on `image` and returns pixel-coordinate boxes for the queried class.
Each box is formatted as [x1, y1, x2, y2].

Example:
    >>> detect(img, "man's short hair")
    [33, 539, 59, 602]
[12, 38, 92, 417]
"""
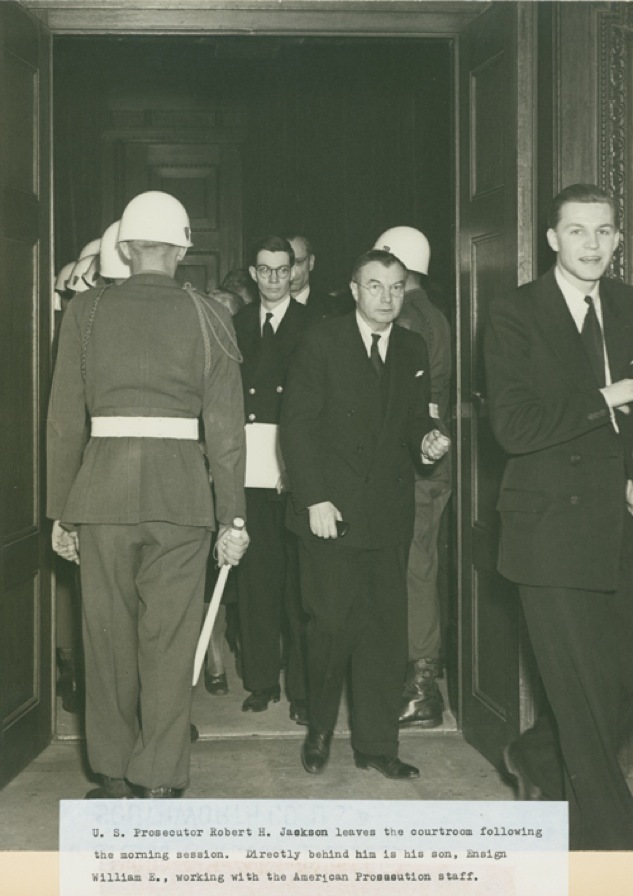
[285, 233, 313, 257]
[548, 184, 619, 230]
[351, 248, 407, 283]
[249, 235, 295, 268]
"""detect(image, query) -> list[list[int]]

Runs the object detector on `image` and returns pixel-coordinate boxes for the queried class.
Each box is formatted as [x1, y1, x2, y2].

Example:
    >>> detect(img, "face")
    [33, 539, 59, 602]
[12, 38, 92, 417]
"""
[288, 237, 315, 295]
[546, 201, 620, 291]
[350, 260, 406, 331]
[249, 250, 292, 306]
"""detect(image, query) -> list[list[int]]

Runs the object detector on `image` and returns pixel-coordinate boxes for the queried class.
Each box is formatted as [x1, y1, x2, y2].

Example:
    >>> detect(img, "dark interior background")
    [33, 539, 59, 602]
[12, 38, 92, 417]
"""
[54, 36, 453, 306]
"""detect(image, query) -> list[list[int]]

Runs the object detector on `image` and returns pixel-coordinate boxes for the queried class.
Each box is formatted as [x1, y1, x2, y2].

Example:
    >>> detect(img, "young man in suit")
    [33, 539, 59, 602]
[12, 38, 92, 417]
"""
[48, 191, 249, 798]
[485, 183, 633, 850]
[233, 236, 309, 723]
[280, 249, 450, 778]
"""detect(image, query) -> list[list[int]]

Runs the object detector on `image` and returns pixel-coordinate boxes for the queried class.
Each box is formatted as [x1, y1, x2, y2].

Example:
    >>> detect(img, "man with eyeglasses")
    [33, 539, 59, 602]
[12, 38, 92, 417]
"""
[231, 236, 310, 724]
[286, 232, 355, 321]
[280, 249, 450, 779]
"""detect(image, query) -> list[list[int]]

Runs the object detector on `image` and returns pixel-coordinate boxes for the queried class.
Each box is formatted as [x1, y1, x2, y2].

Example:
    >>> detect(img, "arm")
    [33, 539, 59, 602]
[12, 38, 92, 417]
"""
[485, 296, 614, 455]
[201, 310, 247, 528]
[46, 303, 90, 520]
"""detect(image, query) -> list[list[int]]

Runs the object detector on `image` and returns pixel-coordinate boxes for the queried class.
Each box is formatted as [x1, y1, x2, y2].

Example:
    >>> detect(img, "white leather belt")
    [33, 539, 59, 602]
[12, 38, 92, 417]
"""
[91, 416, 199, 439]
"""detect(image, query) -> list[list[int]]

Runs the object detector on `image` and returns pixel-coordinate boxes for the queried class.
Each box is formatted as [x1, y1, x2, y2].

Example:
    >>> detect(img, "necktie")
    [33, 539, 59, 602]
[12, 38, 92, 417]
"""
[370, 332, 384, 380]
[581, 296, 605, 387]
[262, 311, 274, 342]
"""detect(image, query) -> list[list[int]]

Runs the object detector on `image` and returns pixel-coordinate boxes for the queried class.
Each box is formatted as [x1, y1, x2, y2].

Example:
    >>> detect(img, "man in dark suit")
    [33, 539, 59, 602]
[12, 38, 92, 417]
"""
[485, 183, 633, 850]
[233, 236, 309, 723]
[286, 232, 355, 320]
[280, 249, 450, 778]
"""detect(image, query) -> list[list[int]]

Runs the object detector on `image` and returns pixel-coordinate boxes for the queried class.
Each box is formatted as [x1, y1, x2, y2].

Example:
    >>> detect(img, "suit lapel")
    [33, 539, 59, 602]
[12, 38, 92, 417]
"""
[535, 269, 598, 391]
[339, 314, 384, 439]
[601, 279, 633, 380]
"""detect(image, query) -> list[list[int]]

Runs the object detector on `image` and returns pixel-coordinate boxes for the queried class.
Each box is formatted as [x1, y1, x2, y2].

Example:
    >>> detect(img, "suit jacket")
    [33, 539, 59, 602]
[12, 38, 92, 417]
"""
[485, 267, 633, 591]
[233, 298, 309, 425]
[304, 286, 355, 323]
[47, 273, 246, 528]
[280, 312, 435, 550]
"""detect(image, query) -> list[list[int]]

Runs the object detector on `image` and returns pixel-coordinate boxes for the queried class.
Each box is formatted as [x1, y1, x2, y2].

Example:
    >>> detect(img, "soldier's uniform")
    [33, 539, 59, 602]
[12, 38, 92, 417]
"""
[47, 271, 246, 791]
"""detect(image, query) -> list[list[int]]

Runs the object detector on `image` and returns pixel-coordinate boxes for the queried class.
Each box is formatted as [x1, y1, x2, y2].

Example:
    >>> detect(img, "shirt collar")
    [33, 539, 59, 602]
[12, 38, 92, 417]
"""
[355, 311, 393, 357]
[292, 284, 310, 306]
[260, 295, 291, 331]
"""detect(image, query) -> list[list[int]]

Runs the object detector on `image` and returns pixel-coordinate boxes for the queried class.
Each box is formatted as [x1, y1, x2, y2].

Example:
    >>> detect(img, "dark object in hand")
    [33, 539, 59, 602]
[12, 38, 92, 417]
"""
[336, 520, 350, 537]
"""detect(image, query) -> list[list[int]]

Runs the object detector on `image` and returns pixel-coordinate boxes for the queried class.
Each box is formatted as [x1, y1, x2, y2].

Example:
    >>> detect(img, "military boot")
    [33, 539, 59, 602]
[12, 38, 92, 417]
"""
[399, 658, 444, 728]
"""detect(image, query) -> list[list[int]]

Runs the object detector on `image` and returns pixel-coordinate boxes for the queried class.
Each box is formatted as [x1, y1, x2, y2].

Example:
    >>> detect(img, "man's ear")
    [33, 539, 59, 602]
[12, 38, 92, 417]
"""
[349, 281, 359, 304]
[176, 246, 187, 263]
[248, 266, 257, 284]
[546, 228, 559, 254]
[119, 241, 132, 262]
[309, 254, 315, 273]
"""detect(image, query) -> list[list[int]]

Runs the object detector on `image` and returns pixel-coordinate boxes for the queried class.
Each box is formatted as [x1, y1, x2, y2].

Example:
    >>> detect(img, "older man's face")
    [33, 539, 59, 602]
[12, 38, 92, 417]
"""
[350, 260, 406, 332]
[288, 237, 314, 296]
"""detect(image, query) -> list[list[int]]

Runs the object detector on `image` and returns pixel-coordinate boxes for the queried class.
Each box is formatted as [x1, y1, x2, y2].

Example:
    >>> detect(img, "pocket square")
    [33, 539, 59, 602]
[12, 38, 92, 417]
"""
[415, 370, 425, 378]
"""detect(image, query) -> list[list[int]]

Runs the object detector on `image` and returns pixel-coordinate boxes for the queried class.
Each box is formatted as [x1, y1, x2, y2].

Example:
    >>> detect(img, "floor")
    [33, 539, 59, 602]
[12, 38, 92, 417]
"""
[0, 650, 514, 852]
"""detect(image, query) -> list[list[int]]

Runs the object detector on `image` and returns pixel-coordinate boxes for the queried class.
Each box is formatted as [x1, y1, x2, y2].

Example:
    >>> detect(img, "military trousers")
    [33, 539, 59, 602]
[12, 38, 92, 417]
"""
[79, 521, 211, 790]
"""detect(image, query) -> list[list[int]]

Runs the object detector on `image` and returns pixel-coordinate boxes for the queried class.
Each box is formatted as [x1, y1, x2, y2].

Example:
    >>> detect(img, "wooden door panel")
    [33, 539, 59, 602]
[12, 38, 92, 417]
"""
[104, 138, 243, 294]
[459, 2, 531, 765]
[0, 1, 52, 789]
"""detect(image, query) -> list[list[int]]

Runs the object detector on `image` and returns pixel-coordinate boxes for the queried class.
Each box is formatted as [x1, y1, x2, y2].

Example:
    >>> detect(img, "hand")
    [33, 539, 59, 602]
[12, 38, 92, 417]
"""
[601, 379, 633, 409]
[626, 481, 633, 517]
[52, 520, 80, 565]
[275, 470, 290, 494]
[308, 501, 342, 539]
[216, 524, 250, 566]
[421, 429, 451, 462]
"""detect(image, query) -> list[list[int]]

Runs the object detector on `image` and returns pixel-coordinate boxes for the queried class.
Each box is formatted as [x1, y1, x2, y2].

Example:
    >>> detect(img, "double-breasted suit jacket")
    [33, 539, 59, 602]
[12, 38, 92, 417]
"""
[232, 298, 310, 698]
[485, 268, 633, 592]
[234, 298, 309, 427]
[280, 312, 435, 550]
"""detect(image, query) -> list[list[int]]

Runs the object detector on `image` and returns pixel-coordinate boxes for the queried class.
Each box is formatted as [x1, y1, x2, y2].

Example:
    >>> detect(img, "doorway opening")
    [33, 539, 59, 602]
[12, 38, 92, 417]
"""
[51, 34, 455, 741]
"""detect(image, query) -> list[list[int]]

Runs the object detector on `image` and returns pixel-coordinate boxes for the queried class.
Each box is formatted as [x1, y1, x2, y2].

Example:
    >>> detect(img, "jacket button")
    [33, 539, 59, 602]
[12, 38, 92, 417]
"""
[276, 386, 283, 393]
[570, 496, 580, 505]
[248, 387, 256, 395]
[570, 455, 581, 465]
[248, 413, 256, 422]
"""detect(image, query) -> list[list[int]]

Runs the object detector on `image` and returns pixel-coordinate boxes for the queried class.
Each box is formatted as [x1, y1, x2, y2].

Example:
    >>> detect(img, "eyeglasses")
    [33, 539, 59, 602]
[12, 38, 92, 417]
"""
[355, 280, 405, 299]
[256, 265, 291, 279]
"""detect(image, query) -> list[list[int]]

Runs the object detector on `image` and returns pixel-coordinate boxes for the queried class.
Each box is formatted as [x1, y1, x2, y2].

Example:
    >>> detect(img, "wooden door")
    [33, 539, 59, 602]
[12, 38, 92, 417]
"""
[0, 1, 52, 788]
[457, 2, 538, 765]
[102, 138, 243, 292]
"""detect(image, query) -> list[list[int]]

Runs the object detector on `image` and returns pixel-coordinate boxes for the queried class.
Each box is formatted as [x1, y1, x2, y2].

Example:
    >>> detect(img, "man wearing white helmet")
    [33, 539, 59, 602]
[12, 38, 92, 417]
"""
[47, 190, 249, 799]
[373, 226, 452, 729]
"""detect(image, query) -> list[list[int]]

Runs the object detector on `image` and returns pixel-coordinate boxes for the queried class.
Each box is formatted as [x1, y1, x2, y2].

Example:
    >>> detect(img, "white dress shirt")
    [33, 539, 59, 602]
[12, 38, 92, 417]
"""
[260, 296, 291, 334]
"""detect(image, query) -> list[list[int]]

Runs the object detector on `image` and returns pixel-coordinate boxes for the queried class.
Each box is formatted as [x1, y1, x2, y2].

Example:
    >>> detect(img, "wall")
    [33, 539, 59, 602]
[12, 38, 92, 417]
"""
[53, 35, 452, 298]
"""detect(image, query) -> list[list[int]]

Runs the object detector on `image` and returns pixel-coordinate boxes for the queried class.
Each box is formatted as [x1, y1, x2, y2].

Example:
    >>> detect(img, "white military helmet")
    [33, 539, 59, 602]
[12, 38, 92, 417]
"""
[373, 226, 431, 275]
[99, 220, 131, 280]
[54, 261, 76, 293]
[117, 191, 193, 248]
[78, 238, 101, 260]
[68, 254, 100, 293]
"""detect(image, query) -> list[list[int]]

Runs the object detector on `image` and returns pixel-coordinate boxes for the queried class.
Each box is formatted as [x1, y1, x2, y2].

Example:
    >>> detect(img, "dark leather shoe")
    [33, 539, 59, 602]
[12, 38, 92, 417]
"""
[242, 685, 281, 712]
[354, 752, 419, 779]
[205, 670, 228, 695]
[289, 699, 309, 726]
[301, 729, 332, 774]
[399, 679, 444, 728]
[502, 743, 542, 800]
[190, 723, 199, 743]
[137, 786, 184, 799]
[85, 776, 135, 799]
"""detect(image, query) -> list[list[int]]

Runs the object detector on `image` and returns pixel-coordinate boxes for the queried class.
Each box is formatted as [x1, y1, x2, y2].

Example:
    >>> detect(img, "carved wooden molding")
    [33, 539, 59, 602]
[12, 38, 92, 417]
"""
[598, 3, 633, 279]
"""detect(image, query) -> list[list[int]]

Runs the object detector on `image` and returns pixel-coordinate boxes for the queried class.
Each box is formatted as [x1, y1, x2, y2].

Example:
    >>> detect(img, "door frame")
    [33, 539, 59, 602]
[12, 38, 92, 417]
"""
[24, 0, 535, 749]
